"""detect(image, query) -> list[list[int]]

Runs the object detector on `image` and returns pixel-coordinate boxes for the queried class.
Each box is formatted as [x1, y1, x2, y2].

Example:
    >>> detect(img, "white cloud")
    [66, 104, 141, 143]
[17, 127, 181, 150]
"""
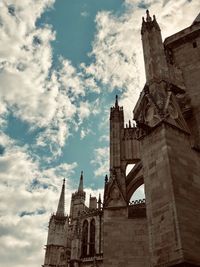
[91, 147, 109, 177]
[99, 134, 109, 142]
[0, 134, 77, 267]
[78, 101, 91, 121]
[82, 9, 144, 122]
[0, 1, 99, 159]
[80, 128, 93, 139]
[84, 187, 104, 206]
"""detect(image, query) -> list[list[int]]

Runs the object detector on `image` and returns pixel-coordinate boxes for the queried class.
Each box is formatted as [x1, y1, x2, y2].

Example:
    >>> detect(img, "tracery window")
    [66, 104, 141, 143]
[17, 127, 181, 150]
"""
[89, 219, 95, 256]
[81, 220, 88, 257]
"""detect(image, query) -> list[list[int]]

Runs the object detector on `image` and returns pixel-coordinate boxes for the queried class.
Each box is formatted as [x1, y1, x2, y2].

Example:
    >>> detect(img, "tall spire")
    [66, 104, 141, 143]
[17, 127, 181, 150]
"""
[56, 179, 65, 216]
[98, 193, 102, 209]
[78, 171, 84, 192]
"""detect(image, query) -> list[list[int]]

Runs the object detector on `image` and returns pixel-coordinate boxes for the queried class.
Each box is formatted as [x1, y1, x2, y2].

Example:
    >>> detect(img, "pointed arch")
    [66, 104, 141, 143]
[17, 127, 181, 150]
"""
[81, 220, 88, 257]
[89, 219, 95, 256]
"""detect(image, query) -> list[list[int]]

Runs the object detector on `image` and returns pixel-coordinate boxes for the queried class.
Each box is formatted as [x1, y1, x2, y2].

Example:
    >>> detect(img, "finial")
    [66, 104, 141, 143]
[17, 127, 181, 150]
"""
[98, 193, 102, 209]
[115, 95, 118, 108]
[142, 16, 145, 22]
[105, 174, 108, 183]
[153, 14, 156, 21]
[129, 120, 131, 128]
[146, 10, 152, 22]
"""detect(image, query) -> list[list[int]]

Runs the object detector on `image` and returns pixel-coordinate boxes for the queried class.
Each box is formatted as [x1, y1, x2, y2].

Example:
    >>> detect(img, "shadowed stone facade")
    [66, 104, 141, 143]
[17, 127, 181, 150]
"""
[43, 173, 103, 267]
[43, 10, 200, 267]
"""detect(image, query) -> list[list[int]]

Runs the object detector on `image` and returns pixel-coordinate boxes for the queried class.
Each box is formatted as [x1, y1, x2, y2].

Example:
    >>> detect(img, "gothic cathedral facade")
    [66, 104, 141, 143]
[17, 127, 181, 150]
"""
[43, 10, 200, 267]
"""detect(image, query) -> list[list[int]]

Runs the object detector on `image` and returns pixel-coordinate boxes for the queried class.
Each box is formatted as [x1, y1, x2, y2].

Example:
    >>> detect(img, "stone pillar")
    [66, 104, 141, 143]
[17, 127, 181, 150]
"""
[141, 123, 200, 266]
[110, 96, 124, 170]
[141, 10, 169, 83]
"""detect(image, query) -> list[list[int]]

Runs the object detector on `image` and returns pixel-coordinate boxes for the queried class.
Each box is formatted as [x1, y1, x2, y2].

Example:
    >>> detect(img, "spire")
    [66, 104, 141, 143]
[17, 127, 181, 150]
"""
[78, 171, 84, 192]
[105, 174, 108, 184]
[98, 193, 102, 209]
[56, 179, 65, 216]
[146, 10, 152, 22]
[141, 10, 166, 82]
[110, 94, 124, 122]
[141, 10, 160, 34]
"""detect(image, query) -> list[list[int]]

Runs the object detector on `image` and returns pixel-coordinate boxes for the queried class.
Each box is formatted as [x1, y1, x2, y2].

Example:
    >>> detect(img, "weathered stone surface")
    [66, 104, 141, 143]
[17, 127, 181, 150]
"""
[103, 207, 149, 267]
[141, 123, 200, 266]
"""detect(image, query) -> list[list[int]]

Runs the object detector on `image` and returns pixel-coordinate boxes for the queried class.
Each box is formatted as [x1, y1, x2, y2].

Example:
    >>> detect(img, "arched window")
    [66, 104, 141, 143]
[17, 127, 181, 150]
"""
[81, 220, 88, 257]
[89, 219, 95, 256]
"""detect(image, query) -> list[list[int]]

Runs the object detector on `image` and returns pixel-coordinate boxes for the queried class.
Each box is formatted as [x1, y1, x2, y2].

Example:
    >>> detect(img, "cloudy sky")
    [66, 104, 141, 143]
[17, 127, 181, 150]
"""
[0, 0, 199, 266]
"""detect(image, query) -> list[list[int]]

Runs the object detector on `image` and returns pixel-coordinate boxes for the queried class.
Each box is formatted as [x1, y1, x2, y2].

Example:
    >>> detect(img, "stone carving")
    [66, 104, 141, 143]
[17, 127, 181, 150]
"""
[134, 82, 190, 136]
[110, 186, 120, 201]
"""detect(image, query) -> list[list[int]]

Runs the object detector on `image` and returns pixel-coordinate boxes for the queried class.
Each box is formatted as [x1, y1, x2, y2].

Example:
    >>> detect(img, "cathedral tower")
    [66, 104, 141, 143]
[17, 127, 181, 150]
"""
[43, 179, 69, 267]
[70, 171, 86, 220]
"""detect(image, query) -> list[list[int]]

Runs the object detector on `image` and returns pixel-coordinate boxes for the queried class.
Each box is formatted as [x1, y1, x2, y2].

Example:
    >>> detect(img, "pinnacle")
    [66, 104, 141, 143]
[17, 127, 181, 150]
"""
[78, 171, 84, 192]
[56, 179, 65, 217]
[146, 10, 152, 22]
[115, 95, 119, 108]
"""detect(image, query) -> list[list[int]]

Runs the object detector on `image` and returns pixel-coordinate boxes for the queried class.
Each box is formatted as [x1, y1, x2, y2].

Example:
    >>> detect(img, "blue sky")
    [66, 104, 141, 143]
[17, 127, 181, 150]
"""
[0, 0, 199, 266]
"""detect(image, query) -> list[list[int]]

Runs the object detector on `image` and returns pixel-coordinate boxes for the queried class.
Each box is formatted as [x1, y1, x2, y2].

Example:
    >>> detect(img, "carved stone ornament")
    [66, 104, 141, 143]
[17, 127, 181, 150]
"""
[168, 102, 178, 119]
[134, 82, 190, 136]
[110, 186, 120, 200]
[144, 103, 160, 127]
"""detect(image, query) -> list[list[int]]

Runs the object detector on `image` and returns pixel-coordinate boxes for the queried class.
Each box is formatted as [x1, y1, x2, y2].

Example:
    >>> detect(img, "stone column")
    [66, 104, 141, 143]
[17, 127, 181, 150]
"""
[141, 123, 200, 266]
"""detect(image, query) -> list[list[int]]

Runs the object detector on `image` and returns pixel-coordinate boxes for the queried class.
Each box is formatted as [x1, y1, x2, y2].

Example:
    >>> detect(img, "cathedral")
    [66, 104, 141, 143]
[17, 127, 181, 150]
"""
[43, 10, 200, 267]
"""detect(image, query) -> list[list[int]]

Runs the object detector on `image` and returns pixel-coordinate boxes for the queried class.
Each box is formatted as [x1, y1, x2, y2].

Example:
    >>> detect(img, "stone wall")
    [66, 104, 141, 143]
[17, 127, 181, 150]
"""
[141, 123, 200, 266]
[165, 23, 200, 148]
[103, 206, 149, 267]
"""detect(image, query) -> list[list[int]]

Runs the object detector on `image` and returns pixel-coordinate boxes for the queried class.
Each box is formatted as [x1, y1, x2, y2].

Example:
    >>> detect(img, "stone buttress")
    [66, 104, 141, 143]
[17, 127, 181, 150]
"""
[134, 10, 200, 267]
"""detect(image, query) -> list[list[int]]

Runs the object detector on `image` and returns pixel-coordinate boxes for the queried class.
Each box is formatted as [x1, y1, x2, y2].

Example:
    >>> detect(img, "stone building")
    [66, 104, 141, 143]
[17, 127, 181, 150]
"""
[43, 172, 103, 267]
[43, 10, 200, 267]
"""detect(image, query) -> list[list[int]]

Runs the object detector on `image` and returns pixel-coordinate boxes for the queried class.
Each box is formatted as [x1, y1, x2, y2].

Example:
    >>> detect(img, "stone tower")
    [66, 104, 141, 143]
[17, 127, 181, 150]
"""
[70, 171, 86, 220]
[43, 179, 69, 267]
[43, 171, 103, 267]
[69, 172, 86, 267]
